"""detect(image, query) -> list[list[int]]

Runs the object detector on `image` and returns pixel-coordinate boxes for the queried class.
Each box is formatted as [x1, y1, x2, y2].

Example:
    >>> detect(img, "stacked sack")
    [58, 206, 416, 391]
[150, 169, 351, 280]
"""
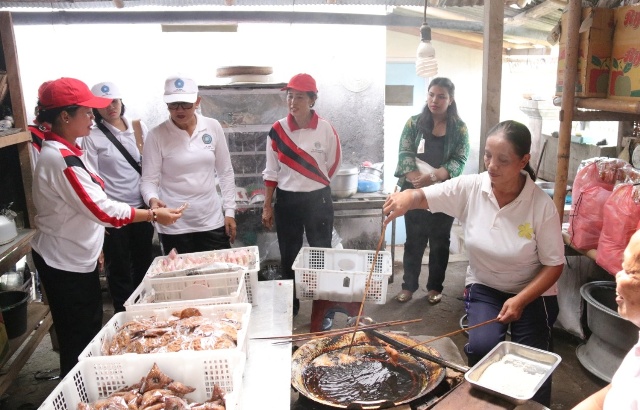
[568, 157, 640, 275]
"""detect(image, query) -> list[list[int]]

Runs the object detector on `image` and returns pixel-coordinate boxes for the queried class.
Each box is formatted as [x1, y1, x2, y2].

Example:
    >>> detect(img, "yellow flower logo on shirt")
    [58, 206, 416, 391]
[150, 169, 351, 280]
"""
[518, 223, 534, 239]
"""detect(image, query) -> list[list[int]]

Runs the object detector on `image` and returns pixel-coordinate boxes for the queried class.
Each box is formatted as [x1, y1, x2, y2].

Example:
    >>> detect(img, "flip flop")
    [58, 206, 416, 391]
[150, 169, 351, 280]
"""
[394, 290, 413, 303]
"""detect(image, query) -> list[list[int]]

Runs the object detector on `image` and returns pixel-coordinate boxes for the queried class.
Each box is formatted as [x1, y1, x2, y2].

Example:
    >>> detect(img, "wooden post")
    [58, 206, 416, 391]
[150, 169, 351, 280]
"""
[479, 0, 504, 172]
[555, 0, 581, 224]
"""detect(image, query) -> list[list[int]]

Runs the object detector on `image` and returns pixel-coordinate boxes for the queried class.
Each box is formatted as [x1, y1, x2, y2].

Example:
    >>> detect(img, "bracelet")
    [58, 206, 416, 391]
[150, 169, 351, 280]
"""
[146, 209, 153, 222]
[151, 209, 157, 223]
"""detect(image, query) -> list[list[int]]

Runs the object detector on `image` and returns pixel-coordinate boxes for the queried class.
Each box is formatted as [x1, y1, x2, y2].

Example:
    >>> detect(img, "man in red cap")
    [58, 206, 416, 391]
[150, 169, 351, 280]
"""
[261, 73, 342, 329]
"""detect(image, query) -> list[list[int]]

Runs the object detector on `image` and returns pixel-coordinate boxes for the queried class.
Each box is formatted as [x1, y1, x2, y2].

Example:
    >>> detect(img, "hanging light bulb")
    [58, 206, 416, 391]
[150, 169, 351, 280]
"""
[416, 1, 438, 78]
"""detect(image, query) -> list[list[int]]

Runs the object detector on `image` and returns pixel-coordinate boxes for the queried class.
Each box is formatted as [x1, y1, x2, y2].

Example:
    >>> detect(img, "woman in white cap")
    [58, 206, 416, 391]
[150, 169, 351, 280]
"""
[261, 73, 342, 325]
[140, 74, 237, 254]
[31, 77, 183, 377]
[83, 81, 153, 313]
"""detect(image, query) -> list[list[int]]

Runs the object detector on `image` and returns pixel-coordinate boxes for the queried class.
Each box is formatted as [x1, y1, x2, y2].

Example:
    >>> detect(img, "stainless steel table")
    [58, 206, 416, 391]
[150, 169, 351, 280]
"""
[243, 280, 293, 409]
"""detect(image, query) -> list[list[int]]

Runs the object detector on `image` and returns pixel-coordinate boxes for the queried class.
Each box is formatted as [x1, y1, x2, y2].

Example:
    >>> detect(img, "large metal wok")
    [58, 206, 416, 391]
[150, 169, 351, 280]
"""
[291, 330, 446, 409]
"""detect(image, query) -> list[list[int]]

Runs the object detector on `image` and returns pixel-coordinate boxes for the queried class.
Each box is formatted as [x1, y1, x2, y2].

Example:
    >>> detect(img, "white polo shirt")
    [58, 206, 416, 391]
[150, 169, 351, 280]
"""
[424, 171, 564, 295]
[604, 333, 640, 409]
[83, 116, 148, 207]
[140, 113, 236, 235]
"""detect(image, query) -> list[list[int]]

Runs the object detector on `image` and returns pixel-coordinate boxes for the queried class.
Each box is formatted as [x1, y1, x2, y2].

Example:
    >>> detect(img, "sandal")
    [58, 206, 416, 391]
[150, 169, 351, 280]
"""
[427, 291, 442, 305]
[395, 290, 413, 303]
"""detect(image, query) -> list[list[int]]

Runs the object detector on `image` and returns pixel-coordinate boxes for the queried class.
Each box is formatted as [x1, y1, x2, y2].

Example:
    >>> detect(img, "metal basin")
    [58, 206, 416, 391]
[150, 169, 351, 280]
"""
[577, 281, 640, 382]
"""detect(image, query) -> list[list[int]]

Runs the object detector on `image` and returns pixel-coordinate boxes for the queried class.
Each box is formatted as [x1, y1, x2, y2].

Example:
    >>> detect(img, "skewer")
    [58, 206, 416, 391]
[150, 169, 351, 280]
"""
[251, 318, 420, 341]
[396, 318, 499, 353]
[347, 186, 396, 354]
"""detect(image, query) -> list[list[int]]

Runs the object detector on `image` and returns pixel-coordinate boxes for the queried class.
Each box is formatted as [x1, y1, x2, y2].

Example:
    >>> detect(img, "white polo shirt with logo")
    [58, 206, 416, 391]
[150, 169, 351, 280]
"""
[140, 113, 236, 235]
[423, 171, 564, 295]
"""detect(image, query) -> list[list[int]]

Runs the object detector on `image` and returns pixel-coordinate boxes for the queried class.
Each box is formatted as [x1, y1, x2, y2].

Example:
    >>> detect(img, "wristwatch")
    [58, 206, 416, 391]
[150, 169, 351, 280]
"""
[429, 172, 437, 183]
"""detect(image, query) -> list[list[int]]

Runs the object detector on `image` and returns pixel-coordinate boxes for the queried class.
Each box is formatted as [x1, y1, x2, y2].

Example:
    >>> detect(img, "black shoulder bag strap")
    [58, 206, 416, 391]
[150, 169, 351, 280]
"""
[96, 122, 142, 175]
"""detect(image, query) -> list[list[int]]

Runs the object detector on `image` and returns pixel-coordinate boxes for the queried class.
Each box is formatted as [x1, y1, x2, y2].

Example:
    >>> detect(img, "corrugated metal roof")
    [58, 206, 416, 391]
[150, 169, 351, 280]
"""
[0, 0, 538, 8]
[1, 0, 564, 49]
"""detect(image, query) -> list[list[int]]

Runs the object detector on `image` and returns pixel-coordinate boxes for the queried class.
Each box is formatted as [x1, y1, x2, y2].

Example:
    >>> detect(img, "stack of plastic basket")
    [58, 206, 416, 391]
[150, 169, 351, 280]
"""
[40, 301, 251, 409]
[292, 247, 392, 304]
[124, 246, 260, 311]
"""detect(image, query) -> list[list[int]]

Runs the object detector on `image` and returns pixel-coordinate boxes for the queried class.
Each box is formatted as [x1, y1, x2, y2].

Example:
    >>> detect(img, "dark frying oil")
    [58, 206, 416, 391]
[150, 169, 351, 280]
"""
[302, 352, 421, 405]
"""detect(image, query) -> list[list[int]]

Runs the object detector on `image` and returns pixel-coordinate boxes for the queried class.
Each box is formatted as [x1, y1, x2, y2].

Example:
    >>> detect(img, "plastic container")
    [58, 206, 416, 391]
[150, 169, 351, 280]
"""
[292, 247, 392, 304]
[125, 270, 247, 312]
[146, 246, 260, 305]
[0, 290, 29, 339]
[79, 302, 251, 360]
[40, 349, 244, 410]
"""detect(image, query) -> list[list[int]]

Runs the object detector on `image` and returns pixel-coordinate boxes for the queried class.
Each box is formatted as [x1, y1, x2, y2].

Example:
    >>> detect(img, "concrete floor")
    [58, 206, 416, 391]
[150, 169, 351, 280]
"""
[0, 246, 608, 409]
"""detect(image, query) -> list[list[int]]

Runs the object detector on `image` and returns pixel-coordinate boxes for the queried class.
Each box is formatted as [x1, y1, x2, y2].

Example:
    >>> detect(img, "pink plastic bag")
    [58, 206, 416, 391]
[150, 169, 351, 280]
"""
[596, 184, 640, 275]
[568, 185, 612, 250]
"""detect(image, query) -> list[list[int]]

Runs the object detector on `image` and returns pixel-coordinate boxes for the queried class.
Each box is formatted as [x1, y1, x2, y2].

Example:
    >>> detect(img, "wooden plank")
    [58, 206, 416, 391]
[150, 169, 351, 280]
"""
[575, 98, 640, 115]
[430, 380, 515, 409]
[0, 130, 29, 149]
[0, 12, 28, 131]
[0, 229, 35, 273]
[572, 110, 640, 122]
[0, 308, 52, 396]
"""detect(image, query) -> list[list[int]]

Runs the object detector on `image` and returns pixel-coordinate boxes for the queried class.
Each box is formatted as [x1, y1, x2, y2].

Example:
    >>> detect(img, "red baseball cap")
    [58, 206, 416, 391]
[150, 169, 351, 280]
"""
[39, 77, 112, 110]
[281, 73, 318, 93]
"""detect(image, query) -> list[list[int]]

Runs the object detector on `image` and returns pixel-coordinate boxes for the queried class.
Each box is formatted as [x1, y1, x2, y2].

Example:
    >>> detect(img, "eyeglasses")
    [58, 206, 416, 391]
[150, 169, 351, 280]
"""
[167, 102, 194, 110]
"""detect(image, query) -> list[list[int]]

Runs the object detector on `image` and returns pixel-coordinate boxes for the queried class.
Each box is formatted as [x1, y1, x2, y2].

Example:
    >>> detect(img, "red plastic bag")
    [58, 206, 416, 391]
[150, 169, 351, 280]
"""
[568, 185, 612, 250]
[596, 184, 640, 275]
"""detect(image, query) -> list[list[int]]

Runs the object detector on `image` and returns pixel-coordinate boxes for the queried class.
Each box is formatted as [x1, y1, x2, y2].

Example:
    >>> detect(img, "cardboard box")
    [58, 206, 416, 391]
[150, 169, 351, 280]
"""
[608, 4, 640, 101]
[556, 8, 614, 98]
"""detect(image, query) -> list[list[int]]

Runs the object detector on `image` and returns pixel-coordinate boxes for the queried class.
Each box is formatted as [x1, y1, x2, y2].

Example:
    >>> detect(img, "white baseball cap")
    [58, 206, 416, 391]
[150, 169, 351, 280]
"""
[90, 81, 123, 99]
[163, 75, 198, 103]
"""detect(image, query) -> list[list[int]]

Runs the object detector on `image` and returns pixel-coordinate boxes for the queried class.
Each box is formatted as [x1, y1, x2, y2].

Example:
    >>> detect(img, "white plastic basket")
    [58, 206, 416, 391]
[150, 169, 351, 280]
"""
[293, 247, 392, 304]
[79, 303, 251, 360]
[146, 246, 260, 305]
[39, 350, 244, 410]
[124, 270, 247, 312]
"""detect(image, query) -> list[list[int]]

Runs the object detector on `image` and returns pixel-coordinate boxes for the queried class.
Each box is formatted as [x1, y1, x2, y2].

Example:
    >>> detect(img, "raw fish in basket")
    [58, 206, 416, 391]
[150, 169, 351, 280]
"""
[147, 248, 254, 278]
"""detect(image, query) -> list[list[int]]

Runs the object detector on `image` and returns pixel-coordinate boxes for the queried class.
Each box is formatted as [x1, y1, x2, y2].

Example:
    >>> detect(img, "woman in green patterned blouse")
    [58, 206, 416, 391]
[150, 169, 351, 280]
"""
[394, 77, 470, 304]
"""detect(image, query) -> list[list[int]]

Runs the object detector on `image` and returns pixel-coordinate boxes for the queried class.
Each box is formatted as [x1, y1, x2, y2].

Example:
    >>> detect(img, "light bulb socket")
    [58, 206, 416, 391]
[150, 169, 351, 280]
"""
[420, 23, 432, 42]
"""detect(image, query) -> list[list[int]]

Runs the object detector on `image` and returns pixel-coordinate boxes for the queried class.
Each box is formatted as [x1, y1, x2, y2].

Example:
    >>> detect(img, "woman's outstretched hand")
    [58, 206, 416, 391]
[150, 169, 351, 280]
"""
[383, 190, 424, 227]
[154, 207, 183, 225]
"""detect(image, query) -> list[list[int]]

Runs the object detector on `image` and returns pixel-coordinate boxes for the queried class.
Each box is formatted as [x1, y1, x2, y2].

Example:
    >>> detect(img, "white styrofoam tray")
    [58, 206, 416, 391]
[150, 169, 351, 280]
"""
[293, 247, 392, 304]
[79, 303, 252, 360]
[39, 350, 244, 410]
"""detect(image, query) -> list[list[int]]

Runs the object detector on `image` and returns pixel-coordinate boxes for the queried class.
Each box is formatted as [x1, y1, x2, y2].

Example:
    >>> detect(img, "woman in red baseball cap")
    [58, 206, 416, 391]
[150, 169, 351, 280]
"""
[261, 73, 342, 329]
[30, 77, 184, 377]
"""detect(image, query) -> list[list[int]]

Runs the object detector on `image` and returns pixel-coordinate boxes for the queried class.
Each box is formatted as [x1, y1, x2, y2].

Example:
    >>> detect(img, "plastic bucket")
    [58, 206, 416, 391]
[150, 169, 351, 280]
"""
[0, 290, 29, 339]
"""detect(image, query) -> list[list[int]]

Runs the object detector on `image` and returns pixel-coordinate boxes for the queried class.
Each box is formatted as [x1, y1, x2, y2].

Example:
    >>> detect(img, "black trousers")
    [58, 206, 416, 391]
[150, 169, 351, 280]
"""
[160, 226, 231, 255]
[104, 222, 154, 312]
[402, 208, 454, 293]
[275, 187, 333, 315]
[32, 250, 103, 378]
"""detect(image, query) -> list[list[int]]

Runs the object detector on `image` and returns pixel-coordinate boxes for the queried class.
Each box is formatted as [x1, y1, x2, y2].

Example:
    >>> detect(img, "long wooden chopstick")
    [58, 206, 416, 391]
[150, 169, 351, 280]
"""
[251, 318, 421, 341]
[396, 317, 499, 353]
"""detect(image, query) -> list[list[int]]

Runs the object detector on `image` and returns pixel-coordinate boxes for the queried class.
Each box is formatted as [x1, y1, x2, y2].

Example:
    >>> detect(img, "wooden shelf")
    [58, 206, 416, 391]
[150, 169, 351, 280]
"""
[0, 229, 35, 273]
[562, 230, 597, 261]
[0, 302, 52, 396]
[0, 130, 29, 149]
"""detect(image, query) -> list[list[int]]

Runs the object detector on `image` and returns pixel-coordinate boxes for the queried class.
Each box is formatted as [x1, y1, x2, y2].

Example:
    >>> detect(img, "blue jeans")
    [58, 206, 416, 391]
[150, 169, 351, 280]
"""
[401, 209, 454, 293]
[463, 283, 559, 407]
